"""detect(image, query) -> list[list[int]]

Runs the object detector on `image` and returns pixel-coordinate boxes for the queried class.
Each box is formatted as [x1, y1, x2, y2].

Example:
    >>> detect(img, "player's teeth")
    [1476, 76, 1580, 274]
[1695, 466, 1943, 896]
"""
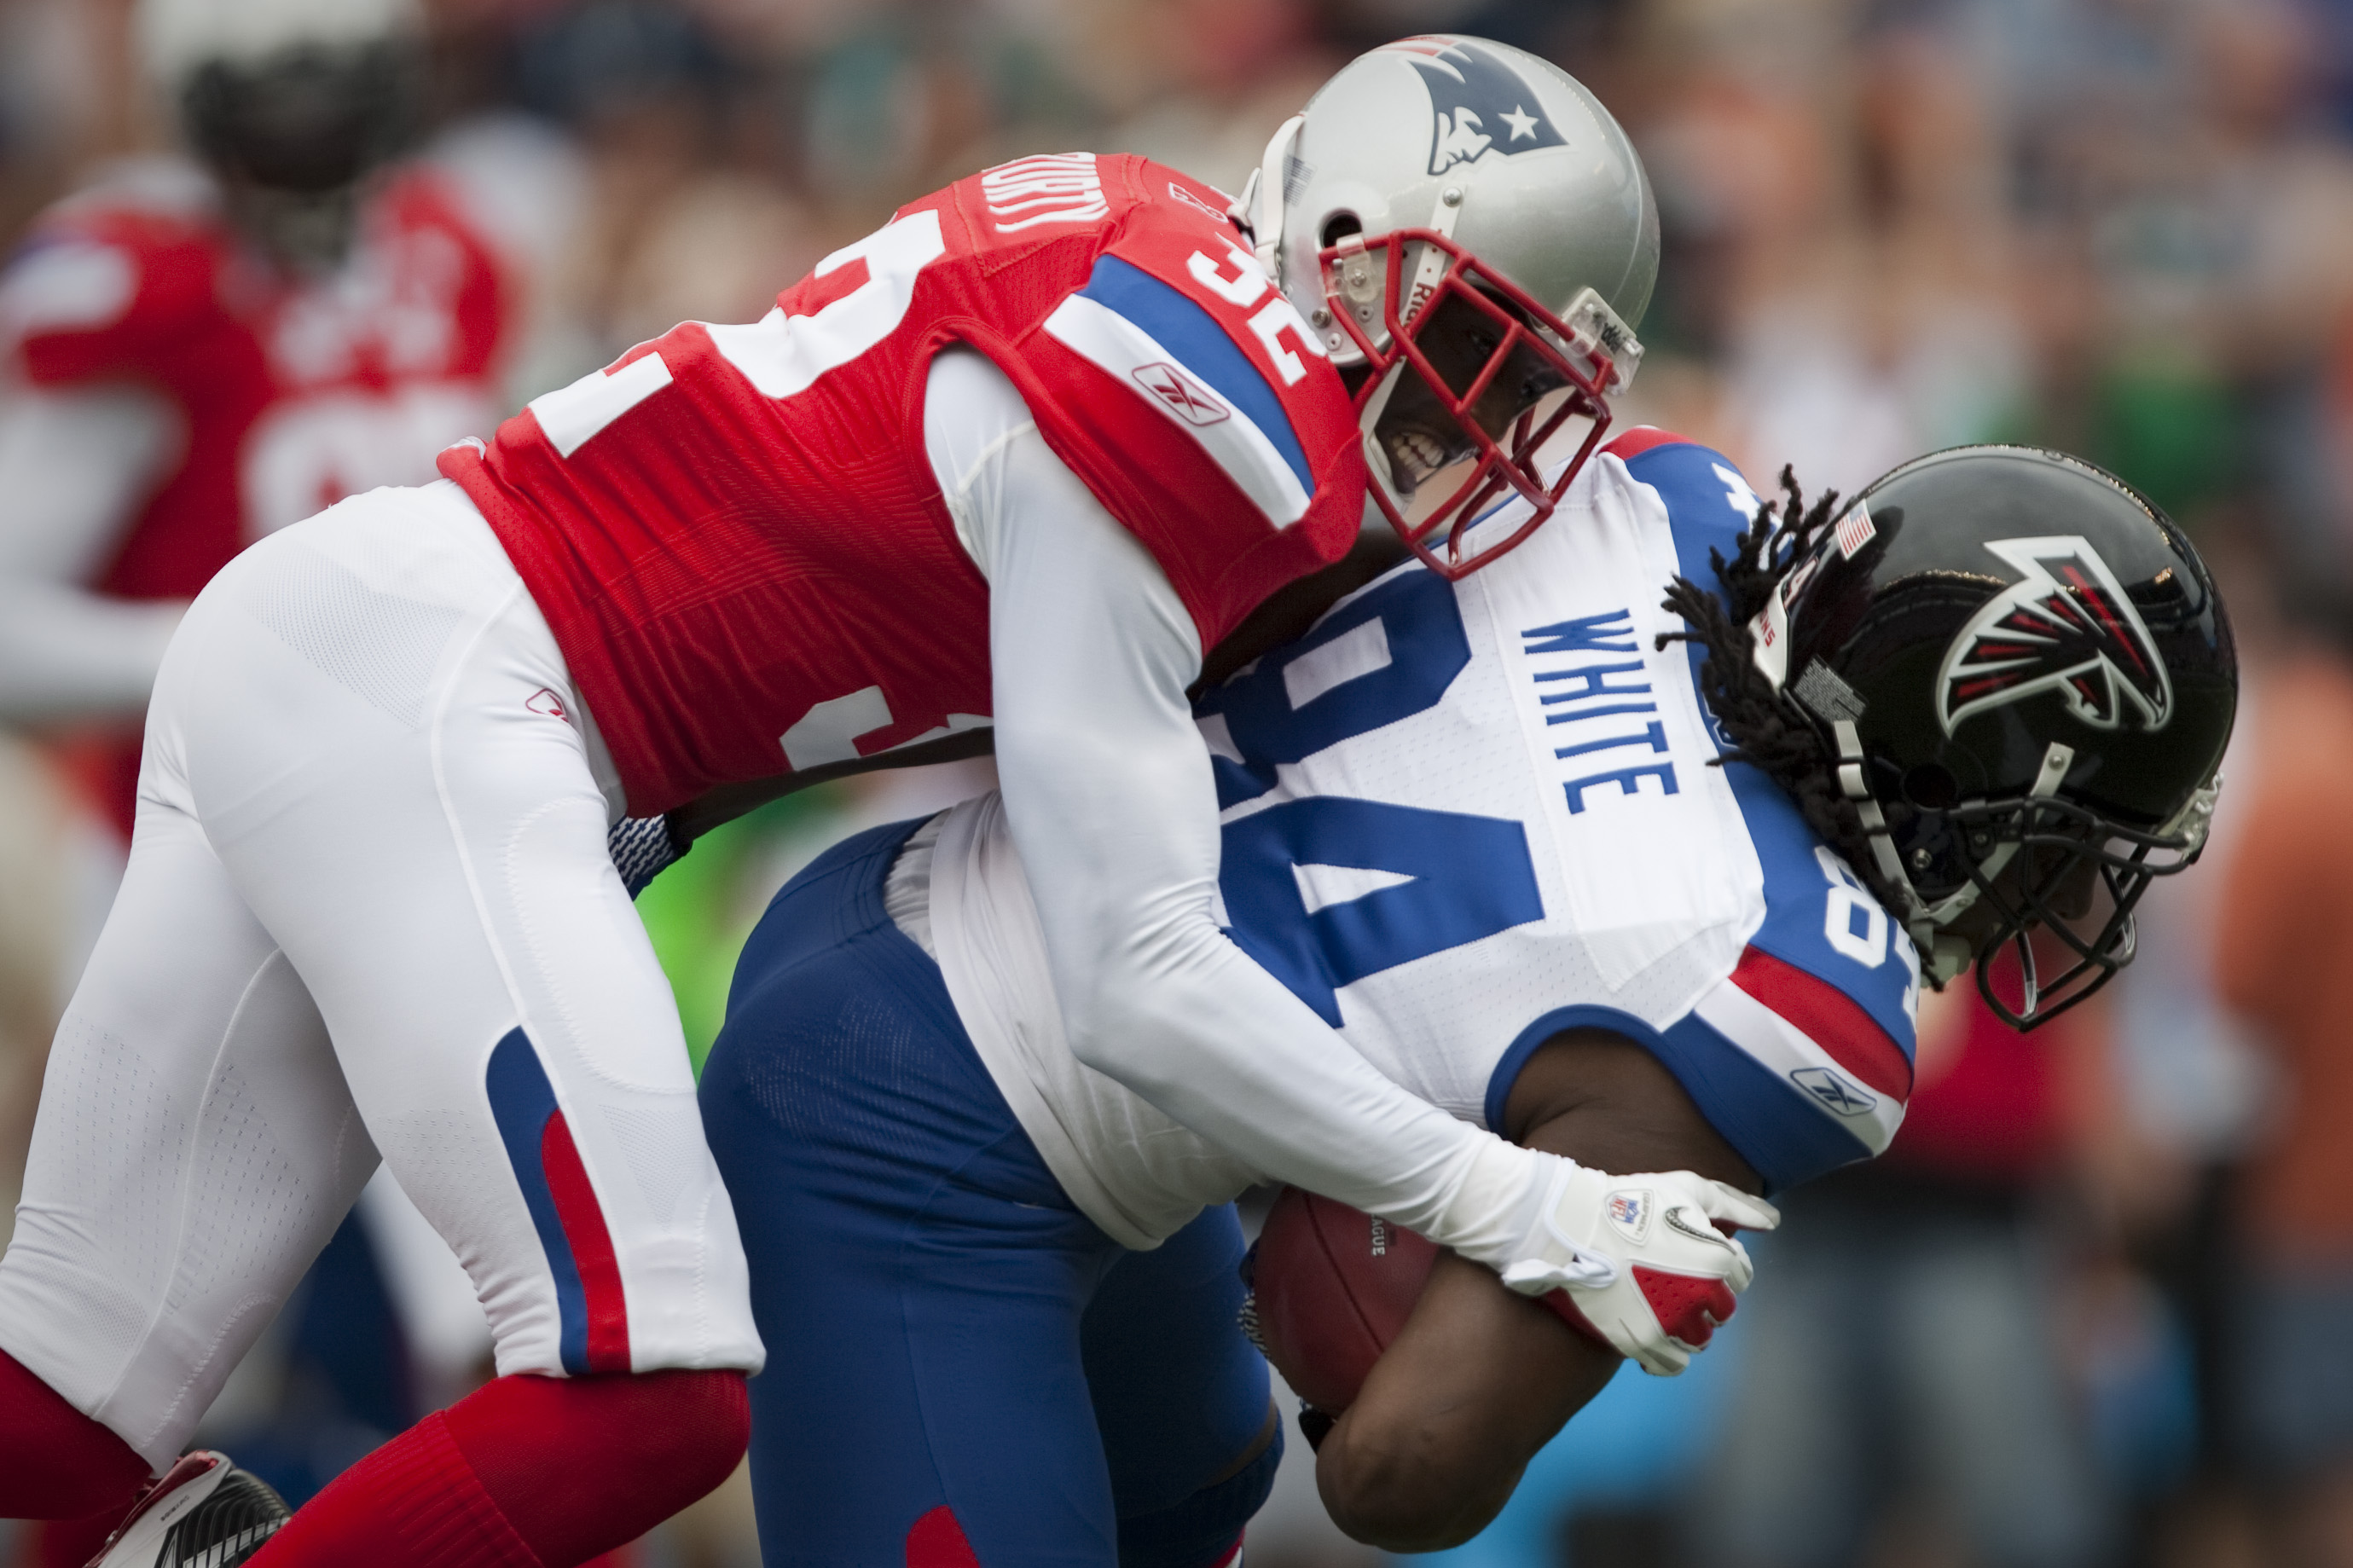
[1400, 431, 1445, 476]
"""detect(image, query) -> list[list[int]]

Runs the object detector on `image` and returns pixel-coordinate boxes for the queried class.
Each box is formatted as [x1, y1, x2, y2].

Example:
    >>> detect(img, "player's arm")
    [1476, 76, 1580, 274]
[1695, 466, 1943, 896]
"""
[1314, 1027, 1764, 1552]
[942, 350, 1549, 1254]
[0, 382, 182, 724]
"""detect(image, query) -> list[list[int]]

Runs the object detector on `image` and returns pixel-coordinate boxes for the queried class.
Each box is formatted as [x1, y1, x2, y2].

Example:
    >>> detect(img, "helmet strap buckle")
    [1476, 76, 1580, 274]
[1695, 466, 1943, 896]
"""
[1830, 720, 1918, 917]
[1397, 183, 1469, 337]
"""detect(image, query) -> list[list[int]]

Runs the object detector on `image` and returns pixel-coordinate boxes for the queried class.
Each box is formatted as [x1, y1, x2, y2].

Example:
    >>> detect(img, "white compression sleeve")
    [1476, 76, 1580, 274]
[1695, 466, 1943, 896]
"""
[927, 349, 1546, 1253]
[0, 383, 183, 724]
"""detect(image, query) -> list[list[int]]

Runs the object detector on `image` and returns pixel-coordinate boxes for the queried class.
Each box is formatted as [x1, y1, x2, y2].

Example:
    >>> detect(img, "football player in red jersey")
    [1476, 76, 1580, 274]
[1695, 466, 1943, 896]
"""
[0, 0, 516, 842]
[0, 36, 1668, 1568]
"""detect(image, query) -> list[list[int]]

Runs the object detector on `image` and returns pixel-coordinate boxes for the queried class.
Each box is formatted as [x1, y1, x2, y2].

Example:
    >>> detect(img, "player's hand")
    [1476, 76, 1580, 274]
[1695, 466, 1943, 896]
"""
[1492, 1159, 1779, 1376]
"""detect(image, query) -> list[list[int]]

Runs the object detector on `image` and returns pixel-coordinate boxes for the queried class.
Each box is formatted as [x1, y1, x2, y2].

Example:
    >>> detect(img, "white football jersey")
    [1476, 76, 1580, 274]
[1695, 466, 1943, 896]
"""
[912, 430, 1922, 1249]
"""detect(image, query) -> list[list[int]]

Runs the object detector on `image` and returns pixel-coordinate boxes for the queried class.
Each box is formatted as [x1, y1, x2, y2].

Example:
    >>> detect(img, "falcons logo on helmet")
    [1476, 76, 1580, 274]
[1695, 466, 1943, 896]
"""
[1937, 535, 2171, 735]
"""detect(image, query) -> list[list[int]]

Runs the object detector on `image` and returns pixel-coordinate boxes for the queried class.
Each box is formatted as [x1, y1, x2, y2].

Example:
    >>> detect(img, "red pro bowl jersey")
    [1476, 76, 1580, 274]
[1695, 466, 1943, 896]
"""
[441, 153, 1367, 817]
[6, 159, 511, 595]
[2, 157, 512, 834]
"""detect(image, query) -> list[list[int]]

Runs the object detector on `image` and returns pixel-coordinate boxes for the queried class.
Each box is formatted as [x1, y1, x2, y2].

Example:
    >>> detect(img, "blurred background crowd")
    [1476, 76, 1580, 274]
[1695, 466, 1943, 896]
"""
[4, 0, 2353, 1565]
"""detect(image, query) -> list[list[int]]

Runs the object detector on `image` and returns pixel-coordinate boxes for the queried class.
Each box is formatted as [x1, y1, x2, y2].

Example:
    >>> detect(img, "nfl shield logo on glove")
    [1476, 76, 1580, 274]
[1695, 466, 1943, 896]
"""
[1604, 1189, 1653, 1245]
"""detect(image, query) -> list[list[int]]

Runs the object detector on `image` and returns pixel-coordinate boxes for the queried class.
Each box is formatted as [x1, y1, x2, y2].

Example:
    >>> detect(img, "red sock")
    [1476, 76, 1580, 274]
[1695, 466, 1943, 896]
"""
[249, 1369, 748, 1568]
[0, 1350, 150, 1520]
[32, 1509, 126, 1567]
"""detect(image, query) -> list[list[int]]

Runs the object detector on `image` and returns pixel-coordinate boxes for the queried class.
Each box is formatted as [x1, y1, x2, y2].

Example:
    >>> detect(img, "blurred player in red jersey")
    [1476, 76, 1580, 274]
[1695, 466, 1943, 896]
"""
[0, 0, 536, 1561]
[0, 35, 1668, 1568]
[0, 0, 516, 842]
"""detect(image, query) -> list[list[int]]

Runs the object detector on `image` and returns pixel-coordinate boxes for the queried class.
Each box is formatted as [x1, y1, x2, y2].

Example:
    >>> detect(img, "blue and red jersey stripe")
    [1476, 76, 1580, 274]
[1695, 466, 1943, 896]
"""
[486, 1028, 632, 1374]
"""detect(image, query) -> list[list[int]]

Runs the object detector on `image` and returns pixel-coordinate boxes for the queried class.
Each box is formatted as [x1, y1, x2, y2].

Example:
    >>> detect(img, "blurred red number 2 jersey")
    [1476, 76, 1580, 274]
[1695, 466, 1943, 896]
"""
[3, 159, 512, 831]
[444, 153, 1367, 818]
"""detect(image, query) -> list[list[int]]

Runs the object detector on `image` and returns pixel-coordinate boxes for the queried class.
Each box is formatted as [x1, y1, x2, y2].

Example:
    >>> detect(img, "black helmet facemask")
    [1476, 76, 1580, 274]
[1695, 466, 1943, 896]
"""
[1827, 716, 2220, 1027]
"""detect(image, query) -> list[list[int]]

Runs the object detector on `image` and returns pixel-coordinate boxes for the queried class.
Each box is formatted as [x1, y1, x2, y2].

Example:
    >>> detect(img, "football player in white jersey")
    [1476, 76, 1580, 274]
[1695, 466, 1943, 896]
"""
[696, 441, 2234, 1559]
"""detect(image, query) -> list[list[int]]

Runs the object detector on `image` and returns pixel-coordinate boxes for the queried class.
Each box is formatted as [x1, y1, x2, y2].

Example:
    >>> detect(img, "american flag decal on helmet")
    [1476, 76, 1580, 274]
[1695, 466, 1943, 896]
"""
[1834, 501, 1875, 559]
[1936, 535, 2171, 736]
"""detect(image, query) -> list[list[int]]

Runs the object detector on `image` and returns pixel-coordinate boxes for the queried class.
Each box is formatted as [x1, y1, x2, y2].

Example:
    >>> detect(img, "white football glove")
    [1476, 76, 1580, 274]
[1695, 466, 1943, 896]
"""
[1494, 1160, 1780, 1376]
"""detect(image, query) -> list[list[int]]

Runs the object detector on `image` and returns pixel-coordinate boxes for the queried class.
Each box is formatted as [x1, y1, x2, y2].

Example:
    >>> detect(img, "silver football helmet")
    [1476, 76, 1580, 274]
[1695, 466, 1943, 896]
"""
[1234, 37, 1659, 578]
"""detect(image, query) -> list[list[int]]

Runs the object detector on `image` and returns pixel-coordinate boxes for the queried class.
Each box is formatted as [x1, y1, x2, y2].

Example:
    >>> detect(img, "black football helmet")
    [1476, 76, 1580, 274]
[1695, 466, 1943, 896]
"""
[137, 0, 423, 268]
[1753, 446, 2236, 1027]
[180, 41, 420, 197]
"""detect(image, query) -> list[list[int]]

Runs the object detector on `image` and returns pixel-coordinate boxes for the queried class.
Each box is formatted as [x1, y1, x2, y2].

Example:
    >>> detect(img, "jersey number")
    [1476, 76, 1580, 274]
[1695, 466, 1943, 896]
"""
[1815, 845, 1888, 968]
[1203, 570, 1542, 1022]
[530, 209, 951, 454]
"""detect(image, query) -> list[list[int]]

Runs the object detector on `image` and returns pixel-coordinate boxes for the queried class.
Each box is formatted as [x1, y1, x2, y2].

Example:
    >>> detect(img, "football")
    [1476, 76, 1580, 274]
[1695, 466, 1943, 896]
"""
[1243, 1186, 1442, 1415]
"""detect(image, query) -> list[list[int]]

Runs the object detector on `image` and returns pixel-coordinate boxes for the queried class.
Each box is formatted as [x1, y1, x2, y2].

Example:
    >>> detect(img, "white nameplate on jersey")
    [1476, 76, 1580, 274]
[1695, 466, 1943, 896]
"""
[1473, 467, 1758, 995]
[530, 351, 674, 459]
[981, 153, 1106, 233]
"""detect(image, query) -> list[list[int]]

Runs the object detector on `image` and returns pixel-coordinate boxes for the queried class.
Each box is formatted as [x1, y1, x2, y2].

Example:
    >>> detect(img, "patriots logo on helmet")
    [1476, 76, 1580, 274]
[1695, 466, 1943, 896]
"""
[1380, 38, 1569, 176]
[1938, 535, 2172, 736]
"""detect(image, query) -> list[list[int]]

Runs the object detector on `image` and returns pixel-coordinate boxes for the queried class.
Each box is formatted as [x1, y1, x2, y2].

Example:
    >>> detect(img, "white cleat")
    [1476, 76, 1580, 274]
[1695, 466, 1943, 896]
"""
[86, 1450, 289, 1568]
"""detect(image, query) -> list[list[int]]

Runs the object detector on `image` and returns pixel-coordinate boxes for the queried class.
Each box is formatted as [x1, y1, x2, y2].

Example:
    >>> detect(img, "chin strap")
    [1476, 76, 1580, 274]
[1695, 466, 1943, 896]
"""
[1397, 177, 1468, 334]
[1829, 720, 1951, 977]
[1832, 720, 1911, 900]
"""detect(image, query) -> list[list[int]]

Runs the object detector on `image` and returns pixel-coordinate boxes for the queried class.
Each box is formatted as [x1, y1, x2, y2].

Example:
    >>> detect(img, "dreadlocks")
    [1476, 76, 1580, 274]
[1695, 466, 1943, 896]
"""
[1655, 468, 1917, 919]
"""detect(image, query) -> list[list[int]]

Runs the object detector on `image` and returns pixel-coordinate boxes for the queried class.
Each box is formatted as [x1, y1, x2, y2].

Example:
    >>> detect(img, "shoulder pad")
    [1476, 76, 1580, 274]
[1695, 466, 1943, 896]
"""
[6, 188, 225, 376]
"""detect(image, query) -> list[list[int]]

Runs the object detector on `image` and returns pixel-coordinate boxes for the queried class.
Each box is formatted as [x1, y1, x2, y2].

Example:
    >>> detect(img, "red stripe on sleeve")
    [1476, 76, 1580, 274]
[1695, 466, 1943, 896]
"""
[540, 1110, 634, 1374]
[1728, 946, 1915, 1101]
[1601, 426, 1689, 462]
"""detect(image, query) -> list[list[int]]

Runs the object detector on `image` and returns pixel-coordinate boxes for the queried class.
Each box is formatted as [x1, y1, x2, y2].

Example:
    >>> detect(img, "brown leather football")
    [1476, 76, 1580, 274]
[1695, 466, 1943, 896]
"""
[1243, 1186, 1442, 1414]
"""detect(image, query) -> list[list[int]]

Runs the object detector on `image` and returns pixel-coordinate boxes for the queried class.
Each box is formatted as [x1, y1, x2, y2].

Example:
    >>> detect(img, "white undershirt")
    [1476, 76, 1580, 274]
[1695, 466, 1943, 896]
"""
[921, 348, 1538, 1252]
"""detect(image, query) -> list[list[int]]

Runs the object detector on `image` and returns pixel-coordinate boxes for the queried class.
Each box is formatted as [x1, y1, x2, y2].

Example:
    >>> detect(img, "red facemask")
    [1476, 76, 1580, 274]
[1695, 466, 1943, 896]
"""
[1320, 228, 1639, 581]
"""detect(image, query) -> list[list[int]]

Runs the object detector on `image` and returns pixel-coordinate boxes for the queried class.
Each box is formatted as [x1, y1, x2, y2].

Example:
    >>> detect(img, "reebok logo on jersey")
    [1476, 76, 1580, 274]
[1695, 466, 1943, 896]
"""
[1379, 38, 1569, 176]
[1790, 1066, 1877, 1116]
[1165, 180, 1231, 224]
[1604, 1189, 1653, 1245]
[1132, 361, 1230, 425]
[1937, 536, 2170, 736]
[525, 687, 570, 721]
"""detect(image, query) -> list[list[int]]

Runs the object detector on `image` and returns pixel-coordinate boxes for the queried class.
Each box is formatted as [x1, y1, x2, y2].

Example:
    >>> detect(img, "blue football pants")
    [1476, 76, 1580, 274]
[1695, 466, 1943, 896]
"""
[698, 822, 1278, 1567]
